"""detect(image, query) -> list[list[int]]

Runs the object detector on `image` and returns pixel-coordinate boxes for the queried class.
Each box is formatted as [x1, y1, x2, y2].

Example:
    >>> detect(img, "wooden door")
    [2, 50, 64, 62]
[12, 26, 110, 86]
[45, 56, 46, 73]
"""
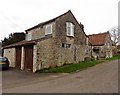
[24, 45, 33, 71]
[16, 47, 22, 69]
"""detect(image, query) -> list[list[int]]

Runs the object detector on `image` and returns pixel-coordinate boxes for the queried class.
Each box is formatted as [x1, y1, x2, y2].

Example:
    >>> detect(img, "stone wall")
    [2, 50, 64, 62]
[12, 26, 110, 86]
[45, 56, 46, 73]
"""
[35, 38, 55, 71]
[92, 45, 113, 59]
[4, 48, 16, 67]
[33, 45, 37, 72]
[91, 33, 113, 59]
[54, 11, 89, 65]
[104, 33, 113, 58]
[26, 22, 56, 40]
[30, 11, 91, 71]
[20, 11, 92, 72]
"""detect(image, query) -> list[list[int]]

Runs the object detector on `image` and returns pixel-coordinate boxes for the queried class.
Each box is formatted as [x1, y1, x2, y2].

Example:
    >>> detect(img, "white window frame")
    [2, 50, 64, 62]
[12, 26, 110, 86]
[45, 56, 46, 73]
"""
[26, 32, 32, 41]
[66, 22, 74, 37]
[45, 24, 52, 35]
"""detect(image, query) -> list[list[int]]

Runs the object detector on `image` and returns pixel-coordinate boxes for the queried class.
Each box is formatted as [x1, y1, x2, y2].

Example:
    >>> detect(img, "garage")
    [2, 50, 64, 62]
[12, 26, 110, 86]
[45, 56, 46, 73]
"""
[15, 46, 22, 69]
[3, 40, 36, 72]
[24, 45, 33, 71]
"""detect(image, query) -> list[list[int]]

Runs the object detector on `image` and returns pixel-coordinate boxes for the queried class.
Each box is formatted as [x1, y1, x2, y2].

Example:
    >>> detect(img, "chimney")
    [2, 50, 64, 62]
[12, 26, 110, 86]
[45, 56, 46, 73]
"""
[80, 22, 84, 32]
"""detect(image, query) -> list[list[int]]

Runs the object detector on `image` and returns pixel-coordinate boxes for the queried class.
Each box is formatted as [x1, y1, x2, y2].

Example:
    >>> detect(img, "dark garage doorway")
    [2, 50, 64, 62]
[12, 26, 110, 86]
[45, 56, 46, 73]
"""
[15, 47, 22, 69]
[24, 45, 33, 71]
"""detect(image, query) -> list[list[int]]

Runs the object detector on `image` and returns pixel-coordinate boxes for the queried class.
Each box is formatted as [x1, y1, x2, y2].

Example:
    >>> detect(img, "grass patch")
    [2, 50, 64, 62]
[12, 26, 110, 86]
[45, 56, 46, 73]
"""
[105, 55, 120, 61]
[37, 55, 120, 73]
[37, 60, 105, 73]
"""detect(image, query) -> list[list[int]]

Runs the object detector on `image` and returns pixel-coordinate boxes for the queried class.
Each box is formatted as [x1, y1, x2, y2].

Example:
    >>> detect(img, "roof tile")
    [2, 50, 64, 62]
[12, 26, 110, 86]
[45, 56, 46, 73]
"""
[88, 32, 109, 46]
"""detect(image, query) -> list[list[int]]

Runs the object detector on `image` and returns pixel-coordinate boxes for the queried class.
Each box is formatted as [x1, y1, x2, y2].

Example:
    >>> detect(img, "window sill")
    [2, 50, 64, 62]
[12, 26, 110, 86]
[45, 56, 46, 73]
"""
[45, 34, 52, 36]
[67, 35, 74, 38]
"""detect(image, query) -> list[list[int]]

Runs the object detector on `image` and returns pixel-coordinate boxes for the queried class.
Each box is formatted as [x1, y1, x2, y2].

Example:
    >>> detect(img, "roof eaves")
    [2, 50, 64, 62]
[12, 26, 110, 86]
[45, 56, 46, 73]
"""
[25, 19, 56, 32]
[68, 10, 87, 37]
[3, 34, 52, 49]
[3, 40, 36, 49]
[25, 10, 71, 32]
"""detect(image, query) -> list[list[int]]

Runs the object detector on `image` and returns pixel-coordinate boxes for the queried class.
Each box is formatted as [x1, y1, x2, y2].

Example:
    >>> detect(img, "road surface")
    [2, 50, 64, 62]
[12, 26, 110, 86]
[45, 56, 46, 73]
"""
[3, 60, 118, 93]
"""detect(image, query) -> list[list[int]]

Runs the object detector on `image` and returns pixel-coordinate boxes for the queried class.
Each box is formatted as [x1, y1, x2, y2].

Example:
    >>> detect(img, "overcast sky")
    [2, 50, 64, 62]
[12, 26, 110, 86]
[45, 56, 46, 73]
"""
[0, 0, 118, 41]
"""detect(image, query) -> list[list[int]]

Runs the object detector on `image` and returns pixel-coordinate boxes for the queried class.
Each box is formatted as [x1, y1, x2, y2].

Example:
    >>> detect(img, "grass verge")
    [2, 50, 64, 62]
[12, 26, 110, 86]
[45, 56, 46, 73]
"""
[37, 55, 120, 73]
[104, 55, 120, 61]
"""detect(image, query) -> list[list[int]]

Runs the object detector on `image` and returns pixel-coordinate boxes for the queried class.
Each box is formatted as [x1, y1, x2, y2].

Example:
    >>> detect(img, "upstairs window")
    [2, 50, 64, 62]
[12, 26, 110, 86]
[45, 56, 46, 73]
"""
[66, 22, 74, 37]
[45, 24, 52, 35]
[26, 32, 32, 41]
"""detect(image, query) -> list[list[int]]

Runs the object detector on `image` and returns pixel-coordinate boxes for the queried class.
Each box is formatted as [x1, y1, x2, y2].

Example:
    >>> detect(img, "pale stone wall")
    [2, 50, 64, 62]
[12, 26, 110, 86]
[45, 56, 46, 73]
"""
[104, 34, 113, 58]
[54, 11, 89, 65]
[85, 45, 92, 60]
[33, 45, 37, 72]
[26, 22, 56, 40]
[76, 45, 86, 62]
[35, 38, 55, 71]
[92, 33, 113, 59]
[56, 45, 75, 66]
[4, 48, 16, 67]
[85, 37, 92, 60]
[34, 38, 88, 71]
[104, 45, 113, 58]
[24, 11, 93, 72]
[92, 45, 113, 59]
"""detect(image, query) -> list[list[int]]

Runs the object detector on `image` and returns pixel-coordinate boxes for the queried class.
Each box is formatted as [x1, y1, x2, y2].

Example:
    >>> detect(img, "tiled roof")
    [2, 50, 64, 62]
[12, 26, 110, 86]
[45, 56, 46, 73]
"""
[88, 32, 109, 46]
[25, 10, 71, 31]
[3, 10, 88, 49]
[3, 35, 52, 49]
[3, 40, 36, 49]
[25, 10, 87, 37]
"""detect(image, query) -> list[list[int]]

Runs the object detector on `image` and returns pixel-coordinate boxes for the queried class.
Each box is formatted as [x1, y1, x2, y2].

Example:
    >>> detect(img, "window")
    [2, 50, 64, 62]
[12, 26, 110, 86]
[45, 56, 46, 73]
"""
[62, 43, 71, 48]
[66, 22, 74, 37]
[26, 32, 32, 41]
[45, 24, 52, 35]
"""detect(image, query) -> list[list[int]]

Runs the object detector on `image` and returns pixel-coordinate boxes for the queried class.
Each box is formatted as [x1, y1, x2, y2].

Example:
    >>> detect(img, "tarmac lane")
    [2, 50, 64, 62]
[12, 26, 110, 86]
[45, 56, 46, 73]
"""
[2, 60, 118, 93]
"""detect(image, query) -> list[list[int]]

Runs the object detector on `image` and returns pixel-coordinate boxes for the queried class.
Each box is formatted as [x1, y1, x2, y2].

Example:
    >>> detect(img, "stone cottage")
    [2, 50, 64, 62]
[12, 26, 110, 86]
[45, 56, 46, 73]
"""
[3, 10, 90, 72]
[88, 32, 113, 59]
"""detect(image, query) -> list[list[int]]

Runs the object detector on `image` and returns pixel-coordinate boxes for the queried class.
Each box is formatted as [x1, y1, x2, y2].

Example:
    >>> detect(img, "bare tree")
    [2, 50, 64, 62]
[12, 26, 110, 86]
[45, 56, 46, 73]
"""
[109, 26, 120, 45]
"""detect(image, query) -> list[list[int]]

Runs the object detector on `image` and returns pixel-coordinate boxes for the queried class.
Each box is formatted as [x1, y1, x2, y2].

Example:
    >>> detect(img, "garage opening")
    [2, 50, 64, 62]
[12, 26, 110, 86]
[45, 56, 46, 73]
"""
[24, 45, 33, 71]
[15, 47, 22, 69]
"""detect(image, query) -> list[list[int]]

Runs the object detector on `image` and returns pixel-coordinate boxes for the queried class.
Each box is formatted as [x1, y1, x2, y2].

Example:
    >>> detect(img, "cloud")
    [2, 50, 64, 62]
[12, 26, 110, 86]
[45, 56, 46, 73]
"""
[0, 0, 119, 40]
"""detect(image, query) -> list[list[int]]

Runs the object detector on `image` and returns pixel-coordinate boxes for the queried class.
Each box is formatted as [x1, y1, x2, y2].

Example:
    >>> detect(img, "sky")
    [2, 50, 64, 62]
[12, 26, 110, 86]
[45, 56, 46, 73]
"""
[0, 0, 119, 41]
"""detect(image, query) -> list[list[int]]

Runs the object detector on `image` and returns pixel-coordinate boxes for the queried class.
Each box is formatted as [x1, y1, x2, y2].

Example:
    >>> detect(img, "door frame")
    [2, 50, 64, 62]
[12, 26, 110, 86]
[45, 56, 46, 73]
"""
[24, 45, 33, 71]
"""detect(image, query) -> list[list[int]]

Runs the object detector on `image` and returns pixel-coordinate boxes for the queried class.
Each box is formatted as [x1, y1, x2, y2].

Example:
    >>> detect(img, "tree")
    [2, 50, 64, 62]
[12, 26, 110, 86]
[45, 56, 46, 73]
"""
[108, 26, 120, 45]
[1, 32, 25, 47]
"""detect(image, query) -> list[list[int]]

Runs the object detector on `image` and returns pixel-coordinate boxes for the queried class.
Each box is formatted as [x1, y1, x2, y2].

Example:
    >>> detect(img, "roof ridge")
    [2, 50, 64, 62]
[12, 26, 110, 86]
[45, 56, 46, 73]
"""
[25, 10, 71, 31]
[88, 32, 109, 46]
[88, 32, 108, 36]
